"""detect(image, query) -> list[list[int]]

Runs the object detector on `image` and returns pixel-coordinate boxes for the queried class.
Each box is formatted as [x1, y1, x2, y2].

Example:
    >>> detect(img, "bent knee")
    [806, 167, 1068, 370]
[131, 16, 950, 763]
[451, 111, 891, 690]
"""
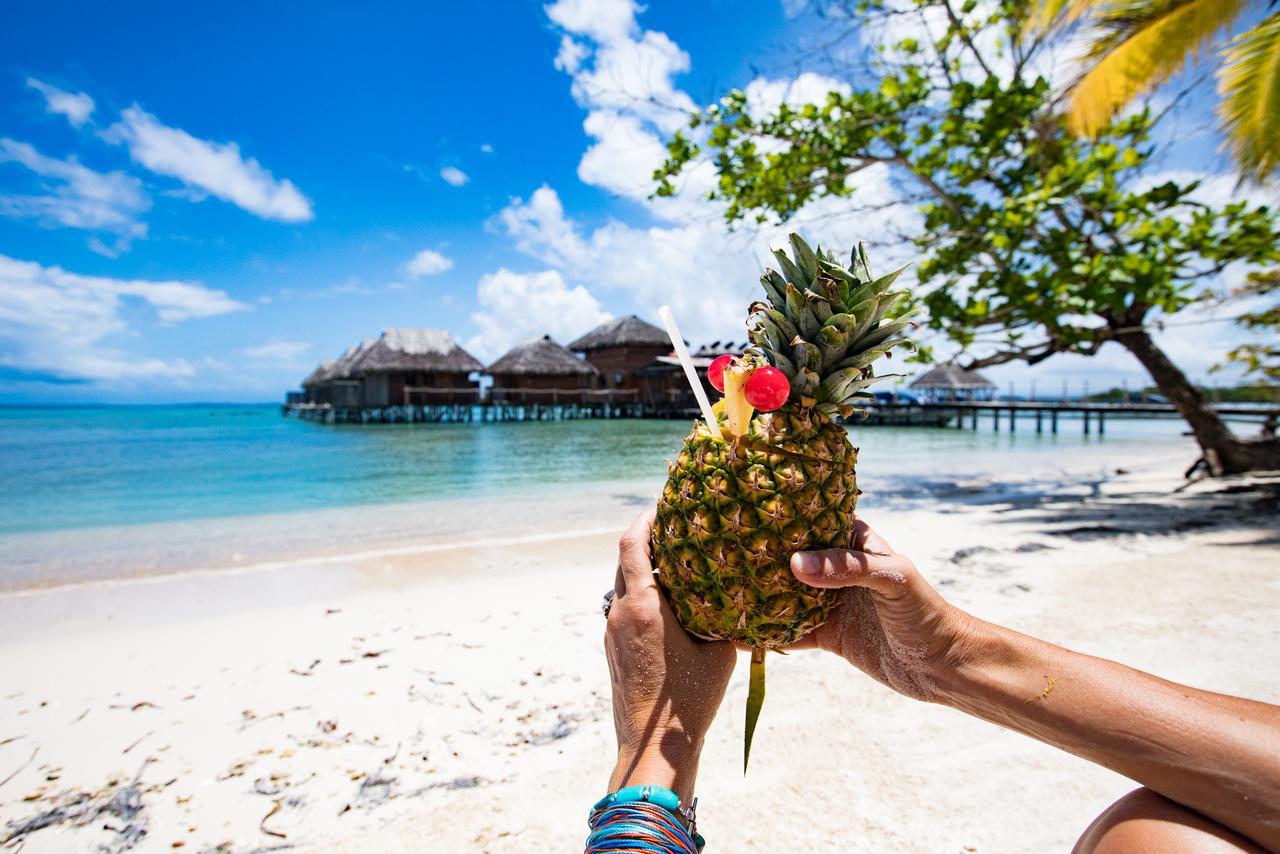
[1074, 788, 1263, 854]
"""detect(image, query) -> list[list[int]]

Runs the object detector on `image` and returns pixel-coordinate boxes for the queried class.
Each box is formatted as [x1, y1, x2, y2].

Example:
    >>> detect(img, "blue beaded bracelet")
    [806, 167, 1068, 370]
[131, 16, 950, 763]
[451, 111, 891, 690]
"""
[587, 785, 705, 852]
[593, 784, 682, 815]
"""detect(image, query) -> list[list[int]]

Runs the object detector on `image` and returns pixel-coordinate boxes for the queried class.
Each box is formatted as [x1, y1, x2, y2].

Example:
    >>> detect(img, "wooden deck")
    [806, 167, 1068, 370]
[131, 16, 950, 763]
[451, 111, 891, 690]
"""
[864, 401, 1279, 434]
[283, 387, 651, 423]
[283, 395, 1279, 433]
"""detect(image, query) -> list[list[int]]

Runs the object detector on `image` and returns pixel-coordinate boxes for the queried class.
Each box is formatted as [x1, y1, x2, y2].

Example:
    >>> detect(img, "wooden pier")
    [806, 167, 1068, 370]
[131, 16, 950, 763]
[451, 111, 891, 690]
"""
[284, 394, 1278, 434]
[864, 401, 1279, 435]
[283, 387, 648, 424]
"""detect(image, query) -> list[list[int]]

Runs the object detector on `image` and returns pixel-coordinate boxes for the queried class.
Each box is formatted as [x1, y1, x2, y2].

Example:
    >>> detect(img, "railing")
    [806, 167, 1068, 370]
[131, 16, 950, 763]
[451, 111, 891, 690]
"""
[403, 386, 481, 405]
[487, 387, 639, 405]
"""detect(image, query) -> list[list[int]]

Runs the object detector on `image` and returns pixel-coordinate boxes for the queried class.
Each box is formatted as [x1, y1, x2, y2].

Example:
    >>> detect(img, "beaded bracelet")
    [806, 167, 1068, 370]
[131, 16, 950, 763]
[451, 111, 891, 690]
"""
[585, 800, 704, 853]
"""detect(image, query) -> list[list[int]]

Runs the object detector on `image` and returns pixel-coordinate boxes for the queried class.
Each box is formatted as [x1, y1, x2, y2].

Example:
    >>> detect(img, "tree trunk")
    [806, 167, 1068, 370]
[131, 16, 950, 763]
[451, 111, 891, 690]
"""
[1113, 328, 1280, 475]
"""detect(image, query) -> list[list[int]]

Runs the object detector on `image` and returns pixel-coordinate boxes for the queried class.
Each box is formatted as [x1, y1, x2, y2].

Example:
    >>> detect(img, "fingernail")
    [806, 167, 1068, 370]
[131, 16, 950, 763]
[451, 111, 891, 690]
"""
[792, 553, 819, 576]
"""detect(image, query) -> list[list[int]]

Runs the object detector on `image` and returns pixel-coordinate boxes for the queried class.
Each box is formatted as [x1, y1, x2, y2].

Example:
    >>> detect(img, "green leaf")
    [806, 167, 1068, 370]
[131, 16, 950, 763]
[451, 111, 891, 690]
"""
[744, 649, 766, 773]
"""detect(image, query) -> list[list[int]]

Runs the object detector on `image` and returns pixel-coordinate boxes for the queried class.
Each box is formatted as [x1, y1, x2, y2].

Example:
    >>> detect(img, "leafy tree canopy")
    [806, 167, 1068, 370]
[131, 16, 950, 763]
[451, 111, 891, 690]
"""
[655, 0, 1280, 373]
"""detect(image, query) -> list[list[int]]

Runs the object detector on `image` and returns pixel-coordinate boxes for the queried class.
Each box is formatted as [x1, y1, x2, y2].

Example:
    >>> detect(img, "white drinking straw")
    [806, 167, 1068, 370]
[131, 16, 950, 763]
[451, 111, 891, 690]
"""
[658, 305, 723, 441]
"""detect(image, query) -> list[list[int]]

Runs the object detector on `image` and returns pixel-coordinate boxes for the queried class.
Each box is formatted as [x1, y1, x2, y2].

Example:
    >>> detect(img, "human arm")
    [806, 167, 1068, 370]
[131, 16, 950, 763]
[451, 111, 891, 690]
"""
[604, 508, 736, 805]
[791, 521, 1280, 850]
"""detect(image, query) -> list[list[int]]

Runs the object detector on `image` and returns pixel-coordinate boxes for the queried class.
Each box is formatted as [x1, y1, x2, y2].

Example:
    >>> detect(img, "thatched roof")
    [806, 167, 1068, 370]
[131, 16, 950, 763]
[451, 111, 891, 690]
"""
[909, 363, 995, 389]
[347, 328, 483, 375]
[326, 339, 378, 381]
[301, 360, 336, 387]
[487, 335, 600, 376]
[569, 315, 669, 351]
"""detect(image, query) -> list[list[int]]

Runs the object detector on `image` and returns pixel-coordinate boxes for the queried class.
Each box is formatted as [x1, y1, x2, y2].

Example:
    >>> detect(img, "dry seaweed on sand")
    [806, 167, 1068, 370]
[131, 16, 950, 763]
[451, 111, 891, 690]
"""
[2, 762, 151, 852]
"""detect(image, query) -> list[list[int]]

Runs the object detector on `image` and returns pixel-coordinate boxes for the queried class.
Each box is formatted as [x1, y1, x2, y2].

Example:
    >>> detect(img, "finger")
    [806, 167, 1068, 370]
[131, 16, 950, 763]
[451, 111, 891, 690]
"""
[790, 548, 915, 599]
[851, 517, 895, 555]
[617, 508, 658, 596]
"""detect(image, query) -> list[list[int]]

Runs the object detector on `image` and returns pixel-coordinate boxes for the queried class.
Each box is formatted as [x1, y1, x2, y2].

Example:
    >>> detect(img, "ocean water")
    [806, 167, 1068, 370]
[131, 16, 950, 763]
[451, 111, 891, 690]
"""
[0, 405, 1194, 536]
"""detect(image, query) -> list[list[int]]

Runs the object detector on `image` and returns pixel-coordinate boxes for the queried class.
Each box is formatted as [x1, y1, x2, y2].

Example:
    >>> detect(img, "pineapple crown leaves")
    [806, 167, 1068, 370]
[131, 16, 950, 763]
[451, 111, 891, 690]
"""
[748, 234, 917, 418]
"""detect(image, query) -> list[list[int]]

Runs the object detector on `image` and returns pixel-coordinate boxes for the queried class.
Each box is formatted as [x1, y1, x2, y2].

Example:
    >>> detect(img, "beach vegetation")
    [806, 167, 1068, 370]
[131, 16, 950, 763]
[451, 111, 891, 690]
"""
[652, 0, 1280, 474]
[1220, 269, 1280, 381]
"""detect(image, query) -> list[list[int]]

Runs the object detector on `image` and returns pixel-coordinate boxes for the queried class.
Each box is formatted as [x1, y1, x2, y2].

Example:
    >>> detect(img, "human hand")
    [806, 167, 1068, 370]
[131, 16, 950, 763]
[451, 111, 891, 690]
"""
[605, 509, 736, 801]
[788, 519, 976, 702]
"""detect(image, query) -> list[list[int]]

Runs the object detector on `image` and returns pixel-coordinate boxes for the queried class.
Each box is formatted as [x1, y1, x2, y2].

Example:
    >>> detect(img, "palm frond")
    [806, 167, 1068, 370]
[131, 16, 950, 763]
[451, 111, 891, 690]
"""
[1219, 11, 1280, 180]
[1023, 0, 1111, 34]
[1068, 0, 1251, 136]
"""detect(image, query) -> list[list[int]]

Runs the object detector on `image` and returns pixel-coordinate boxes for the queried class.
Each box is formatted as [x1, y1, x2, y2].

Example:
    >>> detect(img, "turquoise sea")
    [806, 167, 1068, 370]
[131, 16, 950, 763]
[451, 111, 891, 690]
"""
[0, 405, 1194, 536]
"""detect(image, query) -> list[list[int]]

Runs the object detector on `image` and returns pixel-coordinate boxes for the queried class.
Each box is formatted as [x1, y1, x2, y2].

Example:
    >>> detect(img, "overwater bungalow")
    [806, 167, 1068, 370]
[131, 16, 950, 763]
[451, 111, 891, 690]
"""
[486, 335, 600, 405]
[344, 328, 484, 406]
[300, 360, 335, 404]
[631, 341, 748, 415]
[910, 363, 996, 402]
[569, 315, 673, 389]
[303, 340, 373, 407]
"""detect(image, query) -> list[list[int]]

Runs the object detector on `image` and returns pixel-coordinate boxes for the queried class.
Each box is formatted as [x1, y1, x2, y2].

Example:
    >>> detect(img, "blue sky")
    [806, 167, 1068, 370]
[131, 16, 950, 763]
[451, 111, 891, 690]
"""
[0, 0, 1271, 402]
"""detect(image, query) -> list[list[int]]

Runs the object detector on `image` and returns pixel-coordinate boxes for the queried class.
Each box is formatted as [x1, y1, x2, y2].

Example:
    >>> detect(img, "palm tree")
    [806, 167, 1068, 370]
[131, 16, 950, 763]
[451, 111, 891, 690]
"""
[1029, 0, 1280, 182]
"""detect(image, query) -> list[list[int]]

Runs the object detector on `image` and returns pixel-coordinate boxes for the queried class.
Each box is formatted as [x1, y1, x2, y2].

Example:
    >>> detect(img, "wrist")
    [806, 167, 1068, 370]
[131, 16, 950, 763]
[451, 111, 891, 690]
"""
[610, 734, 703, 804]
[926, 607, 999, 707]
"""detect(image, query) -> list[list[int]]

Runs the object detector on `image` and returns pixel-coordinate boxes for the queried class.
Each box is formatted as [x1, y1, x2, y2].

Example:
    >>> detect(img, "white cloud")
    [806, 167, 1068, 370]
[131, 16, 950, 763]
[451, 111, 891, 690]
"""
[496, 184, 590, 267]
[242, 340, 311, 361]
[555, 35, 591, 74]
[480, 143, 494, 154]
[440, 166, 469, 187]
[0, 254, 248, 381]
[465, 268, 610, 362]
[26, 78, 95, 127]
[545, 0, 638, 44]
[547, 0, 697, 194]
[402, 248, 454, 279]
[0, 138, 149, 253]
[487, 1, 923, 353]
[577, 110, 671, 201]
[743, 72, 851, 117]
[104, 106, 313, 222]
[566, 29, 696, 132]
[495, 180, 916, 348]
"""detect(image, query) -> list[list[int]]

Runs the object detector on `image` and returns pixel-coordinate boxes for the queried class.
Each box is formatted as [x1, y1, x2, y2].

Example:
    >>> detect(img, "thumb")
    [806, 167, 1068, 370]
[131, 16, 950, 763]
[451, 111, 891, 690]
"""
[791, 548, 914, 599]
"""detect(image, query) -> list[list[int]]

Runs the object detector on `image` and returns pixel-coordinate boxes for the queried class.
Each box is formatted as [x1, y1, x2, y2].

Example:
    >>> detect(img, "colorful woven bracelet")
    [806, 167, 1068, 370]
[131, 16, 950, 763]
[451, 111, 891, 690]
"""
[585, 801, 703, 853]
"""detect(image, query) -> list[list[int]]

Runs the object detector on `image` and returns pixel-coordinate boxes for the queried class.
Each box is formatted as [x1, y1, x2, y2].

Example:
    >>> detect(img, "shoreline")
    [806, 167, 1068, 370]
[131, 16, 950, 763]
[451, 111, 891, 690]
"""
[0, 525, 624, 602]
[1, 432, 1203, 595]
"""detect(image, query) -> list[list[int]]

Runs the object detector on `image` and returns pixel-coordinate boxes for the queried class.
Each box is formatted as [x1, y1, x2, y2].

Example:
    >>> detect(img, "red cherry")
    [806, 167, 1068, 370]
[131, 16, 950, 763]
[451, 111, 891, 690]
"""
[744, 366, 790, 411]
[707, 354, 735, 392]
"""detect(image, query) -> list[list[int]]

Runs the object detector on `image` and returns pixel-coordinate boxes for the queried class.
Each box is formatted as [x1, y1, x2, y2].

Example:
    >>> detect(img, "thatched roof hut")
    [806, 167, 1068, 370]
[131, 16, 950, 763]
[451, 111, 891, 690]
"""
[569, 315, 673, 390]
[488, 335, 598, 377]
[301, 360, 336, 388]
[347, 328, 483, 375]
[301, 340, 375, 405]
[568, 315, 669, 351]
[331, 339, 378, 379]
[487, 335, 599, 395]
[910, 363, 996, 401]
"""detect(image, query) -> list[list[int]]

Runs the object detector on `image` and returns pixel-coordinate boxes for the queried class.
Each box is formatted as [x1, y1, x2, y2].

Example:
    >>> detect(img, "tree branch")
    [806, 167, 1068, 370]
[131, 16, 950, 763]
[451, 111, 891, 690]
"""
[940, 0, 996, 79]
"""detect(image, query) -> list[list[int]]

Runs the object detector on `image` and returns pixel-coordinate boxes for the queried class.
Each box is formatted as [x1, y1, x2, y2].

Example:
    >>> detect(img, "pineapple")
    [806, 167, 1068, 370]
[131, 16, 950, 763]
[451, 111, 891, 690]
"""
[652, 234, 915, 768]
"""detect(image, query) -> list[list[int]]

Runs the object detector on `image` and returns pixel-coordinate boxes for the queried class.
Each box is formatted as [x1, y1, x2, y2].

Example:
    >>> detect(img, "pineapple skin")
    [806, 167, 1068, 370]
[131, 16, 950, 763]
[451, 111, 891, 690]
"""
[652, 406, 859, 649]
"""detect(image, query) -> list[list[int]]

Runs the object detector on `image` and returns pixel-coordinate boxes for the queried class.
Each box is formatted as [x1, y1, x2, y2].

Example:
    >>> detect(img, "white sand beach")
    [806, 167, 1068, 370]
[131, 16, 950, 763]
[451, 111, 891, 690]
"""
[2, 446, 1277, 852]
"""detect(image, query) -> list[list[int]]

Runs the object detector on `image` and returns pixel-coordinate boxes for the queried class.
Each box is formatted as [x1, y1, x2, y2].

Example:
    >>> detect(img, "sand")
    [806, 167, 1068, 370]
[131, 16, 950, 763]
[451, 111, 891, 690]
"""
[1, 452, 1277, 852]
